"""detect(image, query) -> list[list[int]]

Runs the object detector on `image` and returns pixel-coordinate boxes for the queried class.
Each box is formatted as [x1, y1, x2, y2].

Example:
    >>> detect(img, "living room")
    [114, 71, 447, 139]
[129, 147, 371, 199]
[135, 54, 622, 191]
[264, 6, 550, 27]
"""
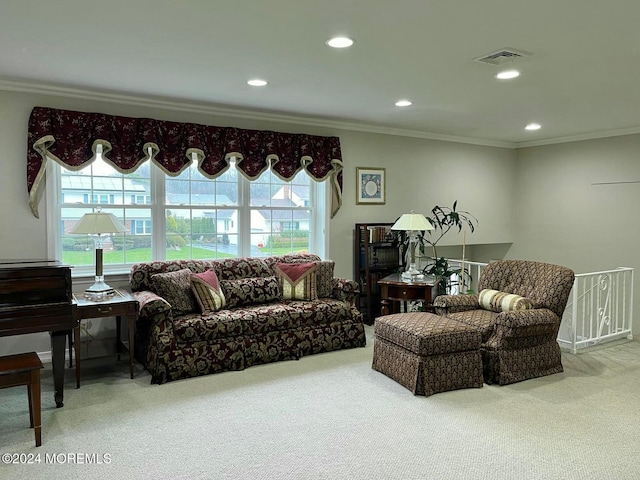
[1, 1, 640, 478]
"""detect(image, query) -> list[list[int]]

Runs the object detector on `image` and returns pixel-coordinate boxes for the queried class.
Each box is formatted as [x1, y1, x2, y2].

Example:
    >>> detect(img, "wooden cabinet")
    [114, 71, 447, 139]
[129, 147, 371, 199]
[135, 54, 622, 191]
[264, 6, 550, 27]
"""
[354, 223, 399, 324]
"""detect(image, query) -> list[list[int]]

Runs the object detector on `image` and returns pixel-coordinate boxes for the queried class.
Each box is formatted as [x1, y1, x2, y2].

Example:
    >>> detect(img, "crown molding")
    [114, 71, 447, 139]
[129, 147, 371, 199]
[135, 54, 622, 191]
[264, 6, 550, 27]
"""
[10, 77, 637, 150]
[515, 126, 640, 148]
[0, 78, 516, 149]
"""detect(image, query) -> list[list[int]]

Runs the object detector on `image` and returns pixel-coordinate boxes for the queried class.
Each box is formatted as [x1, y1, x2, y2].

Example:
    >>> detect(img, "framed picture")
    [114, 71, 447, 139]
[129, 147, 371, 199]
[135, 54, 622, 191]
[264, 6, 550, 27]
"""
[356, 167, 386, 204]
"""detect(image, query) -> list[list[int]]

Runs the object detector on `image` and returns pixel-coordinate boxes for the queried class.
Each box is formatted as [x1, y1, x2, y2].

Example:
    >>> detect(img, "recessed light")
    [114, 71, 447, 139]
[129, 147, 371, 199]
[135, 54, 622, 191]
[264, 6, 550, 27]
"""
[395, 100, 412, 107]
[525, 123, 541, 131]
[496, 69, 520, 80]
[247, 79, 268, 87]
[326, 36, 354, 48]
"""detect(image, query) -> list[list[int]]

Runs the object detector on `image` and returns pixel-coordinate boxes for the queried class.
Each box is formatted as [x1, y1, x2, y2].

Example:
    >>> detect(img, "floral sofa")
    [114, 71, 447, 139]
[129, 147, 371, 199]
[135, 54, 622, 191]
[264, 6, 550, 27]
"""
[129, 253, 365, 384]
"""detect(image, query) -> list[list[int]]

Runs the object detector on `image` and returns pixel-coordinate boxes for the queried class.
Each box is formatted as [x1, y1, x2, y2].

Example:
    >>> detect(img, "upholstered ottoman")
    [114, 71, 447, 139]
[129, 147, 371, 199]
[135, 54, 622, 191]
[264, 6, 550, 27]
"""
[372, 312, 483, 396]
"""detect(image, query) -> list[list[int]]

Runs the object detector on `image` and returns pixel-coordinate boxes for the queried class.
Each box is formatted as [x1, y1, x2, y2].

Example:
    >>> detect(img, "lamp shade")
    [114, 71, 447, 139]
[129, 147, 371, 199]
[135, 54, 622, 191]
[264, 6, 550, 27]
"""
[69, 211, 127, 235]
[391, 212, 434, 232]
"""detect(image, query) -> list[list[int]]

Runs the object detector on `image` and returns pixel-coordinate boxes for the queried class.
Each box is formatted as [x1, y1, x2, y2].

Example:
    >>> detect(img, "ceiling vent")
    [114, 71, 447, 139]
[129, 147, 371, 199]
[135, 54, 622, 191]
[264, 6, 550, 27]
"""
[474, 48, 531, 66]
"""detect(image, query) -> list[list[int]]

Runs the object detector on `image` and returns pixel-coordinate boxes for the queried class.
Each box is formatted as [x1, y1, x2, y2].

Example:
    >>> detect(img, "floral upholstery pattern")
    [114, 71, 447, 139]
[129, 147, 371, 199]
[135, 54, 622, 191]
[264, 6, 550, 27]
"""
[135, 290, 171, 314]
[130, 259, 220, 291]
[314, 261, 336, 298]
[446, 309, 498, 343]
[27, 107, 345, 220]
[220, 276, 281, 308]
[372, 312, 483, 396]
[476, 260, 574, 318]
[172, 299, 358, 343]
[150, 268, 198, 316]
[374, 312, 482, 356]
[212, 257, 273, 281]
[433, 260, 575, 385]
[332, 278, 358, 304]
[130, 253, 365, 384]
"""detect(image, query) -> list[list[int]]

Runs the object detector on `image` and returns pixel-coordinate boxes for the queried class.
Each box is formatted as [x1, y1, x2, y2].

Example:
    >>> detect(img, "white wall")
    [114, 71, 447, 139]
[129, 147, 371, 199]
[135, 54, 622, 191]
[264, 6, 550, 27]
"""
[0, 87, 515, 357]
[510, 135, 640, 270]
[328, 130, 516, 279]
[509, 134, 640, 334]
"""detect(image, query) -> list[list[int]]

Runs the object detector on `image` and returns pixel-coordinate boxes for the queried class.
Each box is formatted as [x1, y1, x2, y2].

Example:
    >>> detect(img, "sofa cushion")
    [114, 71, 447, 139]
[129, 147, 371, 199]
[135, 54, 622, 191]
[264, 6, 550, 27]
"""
[172, 298, 359, 342]
[245, 298, 360, 335]
[479, 289, 533, 313]
[275, 262, 318, 301]
[172, 310, 244, 343]
[315, 260, 335, 298]
[448, 309, 498, 343]
[151, 268, 198, 316]
[191, 269, 226, 313]
[374, 312, 482, 356]
[221, 276, 281, 309]
[212, 257, 273, 280]
[130, 259, 219, 292]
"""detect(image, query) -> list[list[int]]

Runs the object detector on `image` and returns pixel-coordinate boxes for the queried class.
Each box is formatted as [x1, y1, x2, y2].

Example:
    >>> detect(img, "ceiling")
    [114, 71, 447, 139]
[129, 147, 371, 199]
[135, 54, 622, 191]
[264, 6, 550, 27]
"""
[2, 0, 640, 147]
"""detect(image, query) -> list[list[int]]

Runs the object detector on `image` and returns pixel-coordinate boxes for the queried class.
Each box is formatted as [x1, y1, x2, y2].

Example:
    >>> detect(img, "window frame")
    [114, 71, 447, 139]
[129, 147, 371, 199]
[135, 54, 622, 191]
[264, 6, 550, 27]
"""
[47, 157, 329, 278]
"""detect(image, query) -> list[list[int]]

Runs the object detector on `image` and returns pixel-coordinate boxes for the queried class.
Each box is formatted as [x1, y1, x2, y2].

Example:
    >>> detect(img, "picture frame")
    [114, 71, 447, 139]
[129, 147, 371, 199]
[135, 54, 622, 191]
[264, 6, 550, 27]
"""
[356, 167, 386, 204]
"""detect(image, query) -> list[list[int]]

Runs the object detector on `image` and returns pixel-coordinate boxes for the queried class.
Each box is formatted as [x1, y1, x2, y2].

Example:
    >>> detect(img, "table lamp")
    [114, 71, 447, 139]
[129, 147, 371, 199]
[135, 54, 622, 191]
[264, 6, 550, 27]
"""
[69, 208, 127, 301]
[391, 211, 434, 279]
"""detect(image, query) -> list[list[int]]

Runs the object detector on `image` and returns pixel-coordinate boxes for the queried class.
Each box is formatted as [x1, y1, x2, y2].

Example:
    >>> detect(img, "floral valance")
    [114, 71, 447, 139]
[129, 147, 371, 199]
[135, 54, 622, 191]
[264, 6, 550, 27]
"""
[27, 107, 343, 218]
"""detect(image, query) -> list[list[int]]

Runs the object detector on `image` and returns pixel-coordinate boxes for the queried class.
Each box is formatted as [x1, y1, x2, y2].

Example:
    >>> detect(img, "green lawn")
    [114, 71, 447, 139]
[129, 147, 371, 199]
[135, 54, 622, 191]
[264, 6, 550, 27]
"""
[62, 245, 309, 265]
[62, 246, 236, 265]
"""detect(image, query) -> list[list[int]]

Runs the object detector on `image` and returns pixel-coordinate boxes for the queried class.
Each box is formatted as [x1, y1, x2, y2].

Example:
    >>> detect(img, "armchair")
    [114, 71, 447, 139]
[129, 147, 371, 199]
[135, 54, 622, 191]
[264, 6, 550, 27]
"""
[433, 260, 575, 385]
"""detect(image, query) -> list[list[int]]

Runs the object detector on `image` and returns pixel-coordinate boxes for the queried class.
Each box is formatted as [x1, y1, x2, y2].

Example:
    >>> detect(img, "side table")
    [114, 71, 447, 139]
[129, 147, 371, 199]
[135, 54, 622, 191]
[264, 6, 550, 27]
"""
[72, 288, 138, 387]
[377, 273, 437, 316]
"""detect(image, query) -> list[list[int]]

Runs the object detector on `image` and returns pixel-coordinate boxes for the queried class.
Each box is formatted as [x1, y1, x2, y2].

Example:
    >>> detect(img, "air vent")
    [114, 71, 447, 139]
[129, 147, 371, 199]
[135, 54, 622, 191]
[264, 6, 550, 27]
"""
[474, 48, 531, 66]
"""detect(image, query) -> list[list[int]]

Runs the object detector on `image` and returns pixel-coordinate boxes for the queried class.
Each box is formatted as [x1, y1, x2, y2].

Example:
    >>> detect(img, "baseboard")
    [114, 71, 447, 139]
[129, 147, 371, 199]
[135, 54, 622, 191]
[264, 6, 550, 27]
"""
[37, 338, 119, 365]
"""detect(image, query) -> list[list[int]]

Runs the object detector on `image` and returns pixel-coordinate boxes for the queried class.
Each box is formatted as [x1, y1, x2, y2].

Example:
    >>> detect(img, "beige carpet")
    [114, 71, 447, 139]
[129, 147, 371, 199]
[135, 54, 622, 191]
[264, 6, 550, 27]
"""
[1, 326, 639, 480]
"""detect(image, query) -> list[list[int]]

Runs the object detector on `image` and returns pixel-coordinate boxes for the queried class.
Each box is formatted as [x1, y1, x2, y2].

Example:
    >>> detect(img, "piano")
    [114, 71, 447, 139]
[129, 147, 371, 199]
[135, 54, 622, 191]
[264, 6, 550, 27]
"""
[0, 259, 74, 407]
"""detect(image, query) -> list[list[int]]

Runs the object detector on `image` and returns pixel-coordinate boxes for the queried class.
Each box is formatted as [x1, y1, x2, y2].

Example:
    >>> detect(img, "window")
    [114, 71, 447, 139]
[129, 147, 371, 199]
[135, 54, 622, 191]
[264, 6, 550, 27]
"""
[131, 194, 151, 204]
[131, 220, 152, 235]
[50, 151, 326, 276]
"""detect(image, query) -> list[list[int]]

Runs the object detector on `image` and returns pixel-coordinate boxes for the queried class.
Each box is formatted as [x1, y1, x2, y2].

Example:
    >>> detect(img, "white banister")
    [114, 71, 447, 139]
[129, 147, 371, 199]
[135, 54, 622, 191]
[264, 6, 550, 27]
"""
[417, 257, 487, 294]
[421, 258, 634, 353]
[558, 267, 634, 353]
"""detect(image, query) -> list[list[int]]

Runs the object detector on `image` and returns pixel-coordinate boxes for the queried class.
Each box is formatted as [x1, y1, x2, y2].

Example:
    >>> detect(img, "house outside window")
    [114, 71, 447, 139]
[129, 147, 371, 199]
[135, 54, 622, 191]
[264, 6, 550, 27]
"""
[281, 221, 300, 232]
[50, 152, 326, 275]
[131, 220, 152, 235]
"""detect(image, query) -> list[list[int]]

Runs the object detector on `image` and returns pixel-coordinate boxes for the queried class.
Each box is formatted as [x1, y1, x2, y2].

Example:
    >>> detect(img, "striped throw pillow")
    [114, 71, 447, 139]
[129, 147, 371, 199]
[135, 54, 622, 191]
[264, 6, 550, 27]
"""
[190, 269, 226, 313]
[479, 289, 533, 313]
[275, 262, 318, 301]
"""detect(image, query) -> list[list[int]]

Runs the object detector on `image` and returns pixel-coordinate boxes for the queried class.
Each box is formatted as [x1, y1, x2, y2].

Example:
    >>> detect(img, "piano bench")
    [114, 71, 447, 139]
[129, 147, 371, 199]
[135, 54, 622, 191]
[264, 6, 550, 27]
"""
[0, 352, 44, 447]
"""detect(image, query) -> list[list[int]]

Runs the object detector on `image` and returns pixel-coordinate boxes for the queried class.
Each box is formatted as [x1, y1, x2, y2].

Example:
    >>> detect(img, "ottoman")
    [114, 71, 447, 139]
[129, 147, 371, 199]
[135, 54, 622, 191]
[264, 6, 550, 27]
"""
[372, 312, 483, 396]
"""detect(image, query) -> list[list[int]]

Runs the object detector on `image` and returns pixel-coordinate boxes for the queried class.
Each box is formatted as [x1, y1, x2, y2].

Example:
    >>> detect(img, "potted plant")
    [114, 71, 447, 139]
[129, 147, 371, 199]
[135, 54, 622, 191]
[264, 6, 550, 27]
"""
[395, 201, 477, 293]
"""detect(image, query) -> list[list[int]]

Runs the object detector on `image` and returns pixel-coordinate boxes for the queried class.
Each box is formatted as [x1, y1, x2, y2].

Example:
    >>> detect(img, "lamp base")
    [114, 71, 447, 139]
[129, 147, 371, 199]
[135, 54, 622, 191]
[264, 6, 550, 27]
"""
[84, 278, 116, 301]
[401, 264, 423, 280]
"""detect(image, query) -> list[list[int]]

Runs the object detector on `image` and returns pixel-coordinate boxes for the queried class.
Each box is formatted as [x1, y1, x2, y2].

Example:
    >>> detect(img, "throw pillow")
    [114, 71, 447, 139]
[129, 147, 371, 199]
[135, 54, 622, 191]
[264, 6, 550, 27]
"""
[220, 276, 281, 309]
[190, 269, 226, 313]
[315, 260, 335, 298]
[151, 268, 198, 316]
[285, 259, 334, 298]
[275, 262, 318, 301]
[479, 289, 533, 313]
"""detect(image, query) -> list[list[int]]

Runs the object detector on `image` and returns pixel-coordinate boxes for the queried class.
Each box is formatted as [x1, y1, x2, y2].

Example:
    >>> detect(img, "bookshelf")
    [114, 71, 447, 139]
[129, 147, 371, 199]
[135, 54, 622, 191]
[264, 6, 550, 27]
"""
[354, 223, 399, 324]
